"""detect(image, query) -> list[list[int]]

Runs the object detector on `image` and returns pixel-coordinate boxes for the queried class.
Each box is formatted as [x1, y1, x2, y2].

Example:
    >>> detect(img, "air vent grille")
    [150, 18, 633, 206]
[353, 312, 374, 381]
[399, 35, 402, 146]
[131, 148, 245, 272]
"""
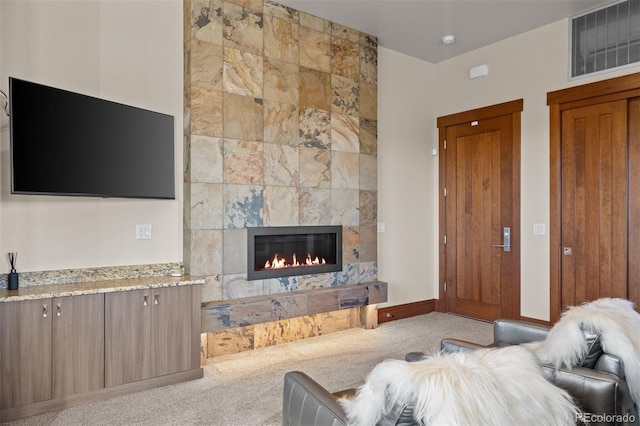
[570, 0, 639, 78]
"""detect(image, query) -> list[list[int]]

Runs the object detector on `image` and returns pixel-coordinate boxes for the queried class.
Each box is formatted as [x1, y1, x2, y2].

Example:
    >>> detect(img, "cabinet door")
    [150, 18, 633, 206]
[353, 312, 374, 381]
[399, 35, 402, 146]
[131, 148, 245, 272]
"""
[151, 286, 193, 377]
[0, 299, 52, 409]
[105, 289, 151, 387]
[52, 294, 104, 398]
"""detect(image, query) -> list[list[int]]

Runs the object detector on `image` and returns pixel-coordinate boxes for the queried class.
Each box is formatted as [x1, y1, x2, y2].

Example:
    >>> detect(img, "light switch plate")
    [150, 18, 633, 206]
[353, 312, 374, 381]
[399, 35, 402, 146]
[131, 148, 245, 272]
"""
[136, 224, 152, 240]
[533, 223, 545, 235]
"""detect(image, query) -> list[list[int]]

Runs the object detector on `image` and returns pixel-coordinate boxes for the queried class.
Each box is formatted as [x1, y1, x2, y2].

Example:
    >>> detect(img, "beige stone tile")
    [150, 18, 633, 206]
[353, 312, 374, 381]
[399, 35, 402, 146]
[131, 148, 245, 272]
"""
[264, 57, 299, 105]
[299, 187, 331, 225]
[299, 147, 331, 188]
[223, 139, 264, 184]
[264, 0, 299, 22]
[359, 224, 377, 263]
[289, 315, 321, 340]
[331, 22, 360, 42]
[263, 186, 299, 226]
[331, 75, 359, 115]
[201, 275, 223, 303]
[359, 153, 377, 191]
[224, 274, 263, 299]
[223, 228, 247, 274]
[299, 107, 330, 149]
[191, 87, 223, 137]
[331, 189, 359, 227]
[361, 33, 377, 49]
[264, 143, 298, 186]
[223, 47, 263, 98]
[189, 182, 223, 229]
[343, 226, 360, 263]
[299, 11, 331, 33]
[263, 100, 298, 145]
[191, 0, 223, 42]
[264, 15, 299, 63]
[223, 93, 263, 141]
[228, 0, 262, 12]
[254, 320, 290, 349]
[223, 2, 263, 55]
[359, 80, 377, 120]
[331, 38, 359, 80]
[359, 190, 377, 226]
[223, 184, 264, 229]
[331, 113, 359, 153]
[190, 40, 223, 92]
[318, 309, 355, 334]
[359, 118, 377, 155]
[299, 66, 331, 111]
[191, 135, 223, 183]
[210, 327, 255, 356]
[360, 44, 377, 84]
[331, 151, 359, 189]
[299, 27, 331, 72]
[187, 229, 223, 276]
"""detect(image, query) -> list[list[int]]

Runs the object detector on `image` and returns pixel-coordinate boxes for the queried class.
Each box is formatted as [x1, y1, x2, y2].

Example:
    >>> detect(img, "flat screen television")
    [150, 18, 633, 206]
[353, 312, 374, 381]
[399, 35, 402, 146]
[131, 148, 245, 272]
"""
[9, 77, 175, 199]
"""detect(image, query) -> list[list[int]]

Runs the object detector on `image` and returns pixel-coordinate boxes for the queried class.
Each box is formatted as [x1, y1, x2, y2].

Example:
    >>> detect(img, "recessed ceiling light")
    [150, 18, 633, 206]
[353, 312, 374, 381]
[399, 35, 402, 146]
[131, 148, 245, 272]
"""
[441, 35, 455, 45]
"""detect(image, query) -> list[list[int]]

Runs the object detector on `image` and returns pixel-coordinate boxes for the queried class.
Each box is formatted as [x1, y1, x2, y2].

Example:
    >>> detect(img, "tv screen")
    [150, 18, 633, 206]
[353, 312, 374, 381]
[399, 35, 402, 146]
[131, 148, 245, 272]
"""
[9, 77, 175, 199]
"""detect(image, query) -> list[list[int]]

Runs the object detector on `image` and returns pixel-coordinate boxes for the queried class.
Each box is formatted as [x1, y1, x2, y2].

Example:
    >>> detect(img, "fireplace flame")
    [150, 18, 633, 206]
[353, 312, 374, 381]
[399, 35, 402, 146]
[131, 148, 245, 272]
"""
[264, 253, 326, 270]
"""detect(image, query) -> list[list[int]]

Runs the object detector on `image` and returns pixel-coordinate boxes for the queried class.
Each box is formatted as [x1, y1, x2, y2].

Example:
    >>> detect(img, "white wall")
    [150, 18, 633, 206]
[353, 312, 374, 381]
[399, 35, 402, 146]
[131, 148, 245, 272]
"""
[377, 47, 437, 306]
[0, 1, 183, 273]
[434, 19, 638, 320]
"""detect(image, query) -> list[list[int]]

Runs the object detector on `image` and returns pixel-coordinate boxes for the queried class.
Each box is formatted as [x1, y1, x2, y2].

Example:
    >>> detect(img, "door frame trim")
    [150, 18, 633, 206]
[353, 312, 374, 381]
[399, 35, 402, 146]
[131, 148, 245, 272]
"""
[547, 72, 640, 323]
[437, 99, 523, 319]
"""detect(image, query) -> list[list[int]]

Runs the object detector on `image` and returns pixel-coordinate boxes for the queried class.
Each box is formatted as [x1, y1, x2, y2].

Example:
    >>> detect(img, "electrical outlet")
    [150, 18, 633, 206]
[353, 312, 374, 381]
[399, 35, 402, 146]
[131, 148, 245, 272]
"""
[533, 223, 545, 235]
[136, 224, 152, 240]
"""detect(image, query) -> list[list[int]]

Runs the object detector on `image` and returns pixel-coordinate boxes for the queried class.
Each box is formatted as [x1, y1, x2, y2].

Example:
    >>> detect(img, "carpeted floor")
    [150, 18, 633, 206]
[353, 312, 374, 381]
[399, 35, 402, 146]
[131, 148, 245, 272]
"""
[5, 312, 493, 426]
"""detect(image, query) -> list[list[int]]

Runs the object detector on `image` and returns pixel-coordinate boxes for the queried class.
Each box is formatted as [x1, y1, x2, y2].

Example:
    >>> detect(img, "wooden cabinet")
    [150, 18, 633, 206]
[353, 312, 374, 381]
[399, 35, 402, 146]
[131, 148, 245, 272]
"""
[52, 294, 104, 398]
[1, 280, 202, 422]
[0, 295, 104, 410]
[105, 285, 197, 387]
[0, 299, 52, 409]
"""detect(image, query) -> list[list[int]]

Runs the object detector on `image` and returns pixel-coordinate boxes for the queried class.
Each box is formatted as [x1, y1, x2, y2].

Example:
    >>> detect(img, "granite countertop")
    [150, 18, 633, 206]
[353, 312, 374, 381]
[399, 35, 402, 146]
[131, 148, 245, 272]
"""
[0, 275, 204, 302]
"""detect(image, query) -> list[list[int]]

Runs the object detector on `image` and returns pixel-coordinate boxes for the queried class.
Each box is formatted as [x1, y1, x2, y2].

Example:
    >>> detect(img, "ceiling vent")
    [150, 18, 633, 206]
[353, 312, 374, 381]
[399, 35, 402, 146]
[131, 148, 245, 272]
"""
[570, 0, 639, 79]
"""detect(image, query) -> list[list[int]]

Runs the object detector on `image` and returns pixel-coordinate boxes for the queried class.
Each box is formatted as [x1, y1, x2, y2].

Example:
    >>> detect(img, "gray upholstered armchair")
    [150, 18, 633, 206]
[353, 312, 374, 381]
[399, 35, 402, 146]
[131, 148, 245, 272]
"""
[282, 371, 415, 426]
[438, 319, 639, 426]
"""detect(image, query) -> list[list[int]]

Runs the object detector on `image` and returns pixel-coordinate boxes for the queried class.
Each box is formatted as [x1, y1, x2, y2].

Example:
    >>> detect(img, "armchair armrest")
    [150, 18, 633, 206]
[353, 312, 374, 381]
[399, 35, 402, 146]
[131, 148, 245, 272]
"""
[494, 319, 549, 346]
[283, 371, 347, 426]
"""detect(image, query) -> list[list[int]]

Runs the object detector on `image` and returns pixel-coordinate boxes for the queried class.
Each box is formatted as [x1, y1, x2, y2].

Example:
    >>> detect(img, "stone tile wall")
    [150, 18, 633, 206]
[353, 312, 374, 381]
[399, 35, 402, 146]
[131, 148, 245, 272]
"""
[184, 0, 378, 304]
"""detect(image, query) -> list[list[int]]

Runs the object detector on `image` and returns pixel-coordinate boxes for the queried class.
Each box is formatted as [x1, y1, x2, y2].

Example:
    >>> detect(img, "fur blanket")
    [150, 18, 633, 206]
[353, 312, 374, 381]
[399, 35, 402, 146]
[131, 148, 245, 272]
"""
[339, 345, 579, 426]
[527, 297, 640, 405]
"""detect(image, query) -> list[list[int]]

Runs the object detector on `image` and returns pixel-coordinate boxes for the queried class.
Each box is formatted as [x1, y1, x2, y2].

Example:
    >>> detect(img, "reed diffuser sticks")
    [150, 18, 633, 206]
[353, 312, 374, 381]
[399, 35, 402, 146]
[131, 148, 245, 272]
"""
[7, 252, 19, 290]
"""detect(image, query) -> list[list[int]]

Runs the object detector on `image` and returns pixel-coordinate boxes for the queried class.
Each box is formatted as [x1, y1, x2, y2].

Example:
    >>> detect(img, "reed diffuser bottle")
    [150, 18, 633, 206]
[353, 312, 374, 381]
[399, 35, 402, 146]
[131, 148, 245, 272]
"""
[7, 252, 18, 290]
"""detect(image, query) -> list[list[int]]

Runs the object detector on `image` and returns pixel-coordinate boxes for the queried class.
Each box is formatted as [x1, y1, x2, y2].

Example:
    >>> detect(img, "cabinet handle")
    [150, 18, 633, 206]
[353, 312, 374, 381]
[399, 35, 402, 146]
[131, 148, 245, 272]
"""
[154, 294, 159, 305]
[56, 304, 62, 317]
[42, 304, 48, 318]
[143, 295, 149, 306]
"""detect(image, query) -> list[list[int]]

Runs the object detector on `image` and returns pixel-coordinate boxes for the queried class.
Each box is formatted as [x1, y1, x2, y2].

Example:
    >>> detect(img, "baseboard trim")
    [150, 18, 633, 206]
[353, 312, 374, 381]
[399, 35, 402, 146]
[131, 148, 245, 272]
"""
[518, 315, 552, 327]
[378, 300, 436, 324]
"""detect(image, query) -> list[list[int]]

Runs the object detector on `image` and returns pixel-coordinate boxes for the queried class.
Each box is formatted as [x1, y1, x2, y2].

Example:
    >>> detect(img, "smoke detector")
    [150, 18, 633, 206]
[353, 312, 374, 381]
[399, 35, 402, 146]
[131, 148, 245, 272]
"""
[441, 35, 455, 45]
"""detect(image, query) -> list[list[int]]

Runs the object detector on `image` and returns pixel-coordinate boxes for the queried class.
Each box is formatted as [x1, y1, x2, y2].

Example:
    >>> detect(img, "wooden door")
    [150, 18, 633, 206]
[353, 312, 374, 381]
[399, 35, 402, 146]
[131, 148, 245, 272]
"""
[549, 72, 640, 322]
[438, 100, 522, 322]
[105, 289, 151, 387]
[151, 286, 193, 377]
[560, 101, 628, 308]
[0, 299, 52, 409]
[52, 294, 104, 398]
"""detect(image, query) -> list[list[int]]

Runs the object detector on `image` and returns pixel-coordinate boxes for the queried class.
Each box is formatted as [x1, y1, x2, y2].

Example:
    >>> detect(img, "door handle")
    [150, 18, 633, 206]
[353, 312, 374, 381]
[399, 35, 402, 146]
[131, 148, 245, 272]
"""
[493, 227, 511, 252]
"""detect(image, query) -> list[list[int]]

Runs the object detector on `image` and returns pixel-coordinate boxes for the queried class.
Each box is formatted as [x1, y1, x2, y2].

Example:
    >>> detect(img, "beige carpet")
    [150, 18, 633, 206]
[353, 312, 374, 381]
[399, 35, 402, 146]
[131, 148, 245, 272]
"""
[5, 312, 493, 426]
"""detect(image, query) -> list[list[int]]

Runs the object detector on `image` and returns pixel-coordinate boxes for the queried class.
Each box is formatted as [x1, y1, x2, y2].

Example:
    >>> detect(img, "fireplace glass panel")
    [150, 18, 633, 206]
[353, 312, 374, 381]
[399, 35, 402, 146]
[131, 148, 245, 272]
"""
[247, 226, 342, 280]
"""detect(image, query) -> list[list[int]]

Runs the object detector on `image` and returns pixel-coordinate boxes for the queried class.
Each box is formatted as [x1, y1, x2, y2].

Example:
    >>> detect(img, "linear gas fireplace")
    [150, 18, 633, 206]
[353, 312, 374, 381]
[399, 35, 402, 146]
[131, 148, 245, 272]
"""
[247, 226, 342, 280]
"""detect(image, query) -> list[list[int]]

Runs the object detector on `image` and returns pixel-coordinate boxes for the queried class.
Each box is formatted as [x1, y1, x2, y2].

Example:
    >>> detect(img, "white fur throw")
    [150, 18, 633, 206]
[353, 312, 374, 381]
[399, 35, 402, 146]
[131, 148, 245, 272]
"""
[340, 346, 579, 426]
[528, 297, 640, 405]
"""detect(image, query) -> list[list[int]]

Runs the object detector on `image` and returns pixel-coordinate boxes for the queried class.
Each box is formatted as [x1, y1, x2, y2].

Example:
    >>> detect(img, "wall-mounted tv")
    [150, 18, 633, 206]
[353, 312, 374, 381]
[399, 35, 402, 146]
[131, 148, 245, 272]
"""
[9, 77, 175, 199]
